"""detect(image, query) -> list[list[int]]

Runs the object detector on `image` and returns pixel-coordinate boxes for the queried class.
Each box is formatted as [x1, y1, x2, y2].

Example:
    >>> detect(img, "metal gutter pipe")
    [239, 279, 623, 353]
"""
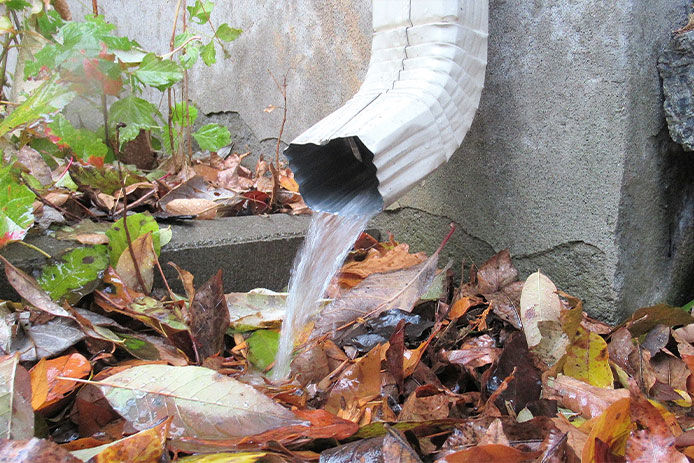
[284, 0, 488, 214]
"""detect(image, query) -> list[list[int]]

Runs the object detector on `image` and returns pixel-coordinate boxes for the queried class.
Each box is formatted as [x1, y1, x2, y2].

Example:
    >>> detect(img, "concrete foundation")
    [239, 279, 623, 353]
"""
[53, 1, 694, 322]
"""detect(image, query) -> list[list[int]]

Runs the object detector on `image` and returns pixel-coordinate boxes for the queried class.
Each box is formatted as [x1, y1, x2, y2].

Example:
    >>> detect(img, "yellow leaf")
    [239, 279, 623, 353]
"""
[563, 330, 614, 388]
[582, 398, 634, 461]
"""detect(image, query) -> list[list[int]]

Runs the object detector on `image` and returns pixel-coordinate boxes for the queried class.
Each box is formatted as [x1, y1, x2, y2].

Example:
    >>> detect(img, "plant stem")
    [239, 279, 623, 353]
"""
[91, 0, 111, 152]
[268, 71, 287, 208]
[167, 0, 183, 169]
[15, 240, 51, 258]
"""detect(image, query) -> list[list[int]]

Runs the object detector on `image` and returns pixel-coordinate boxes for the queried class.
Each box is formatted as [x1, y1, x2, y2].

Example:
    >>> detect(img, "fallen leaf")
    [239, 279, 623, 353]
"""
[106, 212, 170, 268]
[436, 444, 539, 463]
[320, 426, 422, 463]
[475, 250, 518, 294]
[163, 198, 218, 219]
[226, 288, 288, 331]
[37, 245, 110, 304]
[582, 398, 633, 461]
[520, 271, 561, 348]
[70, 417, 171, 463]
[1, 256, 73, 319]
[16, 145, 52, 185]
[0, 438, 82, 462]
[338, 243, 427, 289]
[624, 395, 688, 462]
[563, 328, 613, 388]
[115, 232, 155, 293]
[246, 329, 279, 370]
[177, 452, 273, 462]
[0, 354, 34, 439]
[544, 375, 630, 419]
[91, 364, 299, 443]
[29, 352, 91, 410]
[186, 269, 228, 361]
[443, 334, 500, 369]
[11, 314, 86, 362]
[623, 304, 693, 337]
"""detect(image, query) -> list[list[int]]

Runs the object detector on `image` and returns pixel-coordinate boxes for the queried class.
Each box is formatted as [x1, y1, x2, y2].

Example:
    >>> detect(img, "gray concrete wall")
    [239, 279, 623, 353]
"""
[75, 1, 693, 322]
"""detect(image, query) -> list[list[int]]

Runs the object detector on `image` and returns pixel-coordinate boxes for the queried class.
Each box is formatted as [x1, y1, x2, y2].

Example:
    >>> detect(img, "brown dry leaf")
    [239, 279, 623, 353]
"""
[625, 395, 688, 462]
[0, 354, 33, 440]
[0, 438, 82, 462]
[168, 262, 196, 301]
[115, 232, 155, 293]
[475, 249, 517, 294]
[477, 418, 510, 446]
[16, 145, 52, 185]
[325, 344, 386, 423]
[399, 386, 456, 421]
[338, 243, 427, 289]
[544, 374, 629, 419]
[30, 352, 91, 411]
[185, 269, 228, 362]
[552, 414, 589, 458]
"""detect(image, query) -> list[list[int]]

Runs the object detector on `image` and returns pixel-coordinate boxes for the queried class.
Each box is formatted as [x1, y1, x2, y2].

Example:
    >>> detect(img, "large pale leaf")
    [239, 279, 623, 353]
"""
[0, 354, 34, 439]
[520, 271, 561, 347]
[312, 254, 443, 339]
[92, 364, 299, 442]
[37, 245, 109, 303]
[226, 288, 288, 331]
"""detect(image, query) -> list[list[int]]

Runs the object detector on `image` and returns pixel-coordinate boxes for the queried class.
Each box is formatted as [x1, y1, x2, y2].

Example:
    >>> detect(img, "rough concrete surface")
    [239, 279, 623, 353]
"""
[61, 1, 694, 322]
[0, 215, 312, 300]
[658, 30, 694, 152]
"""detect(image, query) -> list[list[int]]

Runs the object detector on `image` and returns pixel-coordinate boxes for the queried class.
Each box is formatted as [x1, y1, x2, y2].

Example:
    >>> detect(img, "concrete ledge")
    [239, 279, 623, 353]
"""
[0, 214, 314, 300]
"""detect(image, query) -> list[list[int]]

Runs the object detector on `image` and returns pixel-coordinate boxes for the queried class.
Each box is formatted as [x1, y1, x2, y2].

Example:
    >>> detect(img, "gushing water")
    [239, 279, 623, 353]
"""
[271, 197, 376, 380]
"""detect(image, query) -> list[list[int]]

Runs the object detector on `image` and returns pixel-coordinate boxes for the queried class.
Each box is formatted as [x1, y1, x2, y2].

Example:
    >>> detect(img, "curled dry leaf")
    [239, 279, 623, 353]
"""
[115, 232, 155, 294]
[338, 243, 427, 289]
[185, 269, 228, 362]
[520, 271, 561, 348]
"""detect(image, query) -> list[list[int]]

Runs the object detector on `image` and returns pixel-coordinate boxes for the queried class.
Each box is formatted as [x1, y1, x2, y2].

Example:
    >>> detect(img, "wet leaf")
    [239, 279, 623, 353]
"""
[30, 352, 91, 410]
[321, 426, 422, 463]
[0, 256, 73, 318]
[177, 453, 271, 463]
[0, 354, 34, 439]
[115, 232, 155, 293]
[37, 245, 109, 303]
[10, 314, 86, 361]
[475, 249, 518, 294]
[105, 213, 170, 268]
[70, 417, 170, 463]
[118, 333, 188, 365]
[520, 271, 561, 348]
[92, 364, 299, 442]
[443, 334, 500, 369]
[226, 288, 288, 331]
[0, 438, 82, 462]
[544, 375, 629, 419]
[563, 329, 613, 388]
[193, 124, 231, 152]
[338, 243, 426, 289]
[15, 145, 52, 186]
[246, 329, 279, 371]
[436, 444, 539, 463]
[623, 304, 693, 337]
[314, 254, 443, 339]
[186, 269, 228, 361]
[625, 395, 688, 462]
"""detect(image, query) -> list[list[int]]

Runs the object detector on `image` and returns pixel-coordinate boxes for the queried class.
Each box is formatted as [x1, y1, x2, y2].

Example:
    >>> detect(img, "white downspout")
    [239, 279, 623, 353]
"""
[284, 0, 488, 214]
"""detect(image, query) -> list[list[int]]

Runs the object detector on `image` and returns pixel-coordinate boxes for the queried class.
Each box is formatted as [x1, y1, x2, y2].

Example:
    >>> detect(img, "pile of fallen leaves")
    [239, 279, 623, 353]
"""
[1, 226, 694, 462]
[3, 146, 307, 249]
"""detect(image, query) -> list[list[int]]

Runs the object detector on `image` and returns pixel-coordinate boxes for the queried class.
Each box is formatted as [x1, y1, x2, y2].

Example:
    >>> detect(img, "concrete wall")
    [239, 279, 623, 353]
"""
[79, 1, 694, 322]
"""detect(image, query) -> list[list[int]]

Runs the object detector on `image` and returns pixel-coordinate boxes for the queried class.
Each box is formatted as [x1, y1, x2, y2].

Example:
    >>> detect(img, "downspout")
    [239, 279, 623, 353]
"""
[284, 0, 488, 214]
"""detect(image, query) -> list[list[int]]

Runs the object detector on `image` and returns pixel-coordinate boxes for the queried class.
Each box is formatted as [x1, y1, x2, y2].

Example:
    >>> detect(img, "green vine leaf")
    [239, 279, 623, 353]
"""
[133, 53, 183, 91]
[37, 245, 110, 303]
[193, 124, 231, 152]
[187, 1, 214, 24]
[105, 213, 171, 267]
[200, 41, 215, 66]
[216, 24, 241, 42]
[172, 102, 199, 127]
[48, 114, 108, 161]
[108, 95, 160, 146]
[0, 166, 35, 249]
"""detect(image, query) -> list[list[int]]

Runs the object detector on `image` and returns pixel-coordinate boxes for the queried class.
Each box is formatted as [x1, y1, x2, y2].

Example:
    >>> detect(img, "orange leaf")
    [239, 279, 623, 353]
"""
[338, 243, 426, 288]
[437, 444, 540, 462]
[448, 296, 477, 320]
[88, 417, 171, 463]
[582, 398, 634, 461]
[29, 353, 91, 410]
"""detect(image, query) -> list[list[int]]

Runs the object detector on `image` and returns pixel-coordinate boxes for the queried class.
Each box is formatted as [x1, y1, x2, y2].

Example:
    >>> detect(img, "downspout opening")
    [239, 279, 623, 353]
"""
[285, 136, 383, 215]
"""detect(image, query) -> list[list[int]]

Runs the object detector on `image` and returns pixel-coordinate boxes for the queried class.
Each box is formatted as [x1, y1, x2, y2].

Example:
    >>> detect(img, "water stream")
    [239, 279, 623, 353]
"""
[271, 197, 376, 380]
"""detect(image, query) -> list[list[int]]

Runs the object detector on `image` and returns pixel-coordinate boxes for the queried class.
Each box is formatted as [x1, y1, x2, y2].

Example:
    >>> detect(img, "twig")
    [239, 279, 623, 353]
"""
[15, 240, 51, 258]
[19, 174, 83, 222]
[160, 35, 202, 59]
[114, 124, 147, 294]
[112, 187, 157, 217]
[152, 239, 174, 300]
[268, 70, 287, 208]
[92, 0, 111, 151]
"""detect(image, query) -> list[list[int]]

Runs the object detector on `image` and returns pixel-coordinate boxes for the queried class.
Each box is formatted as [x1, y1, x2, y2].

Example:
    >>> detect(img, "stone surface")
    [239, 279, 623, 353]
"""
[0, 215, 312, 300]
[658, 30, 694, 152]
[61, 1, 694, 322]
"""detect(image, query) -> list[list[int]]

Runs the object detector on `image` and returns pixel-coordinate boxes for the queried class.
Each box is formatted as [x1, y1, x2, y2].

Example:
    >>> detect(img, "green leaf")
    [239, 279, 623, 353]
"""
[134, 53, 183, 90]
[0, 75, 75, 138]
[48, 114, 108, 160]
[0, 165, 35, 248]
[246, 330, 279, 370]
[108, 95, 160, 146]
[200, 41, 216, 66]
[105, 213, 170, 267]
[69, 164, 148, 196]
[186, 1, 214, 24]
[36, 10, 64, 38]
[0, 16, 13, 33]
[3, 0, 30, 10]
[37, 245, 109, 303]
[193, 124, 231, 152]
[171, 102, 198, 127]
[179, 43, 200, 69]
[216, 24, 241, 42]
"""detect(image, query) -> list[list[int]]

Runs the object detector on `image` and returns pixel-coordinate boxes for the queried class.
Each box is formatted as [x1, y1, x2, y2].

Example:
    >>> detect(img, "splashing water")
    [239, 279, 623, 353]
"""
[271, 197, 376, 380]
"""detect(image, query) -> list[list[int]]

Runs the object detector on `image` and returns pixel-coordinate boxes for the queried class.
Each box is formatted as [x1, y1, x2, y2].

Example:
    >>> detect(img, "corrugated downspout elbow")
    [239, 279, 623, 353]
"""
[285, 0, 488, 214]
